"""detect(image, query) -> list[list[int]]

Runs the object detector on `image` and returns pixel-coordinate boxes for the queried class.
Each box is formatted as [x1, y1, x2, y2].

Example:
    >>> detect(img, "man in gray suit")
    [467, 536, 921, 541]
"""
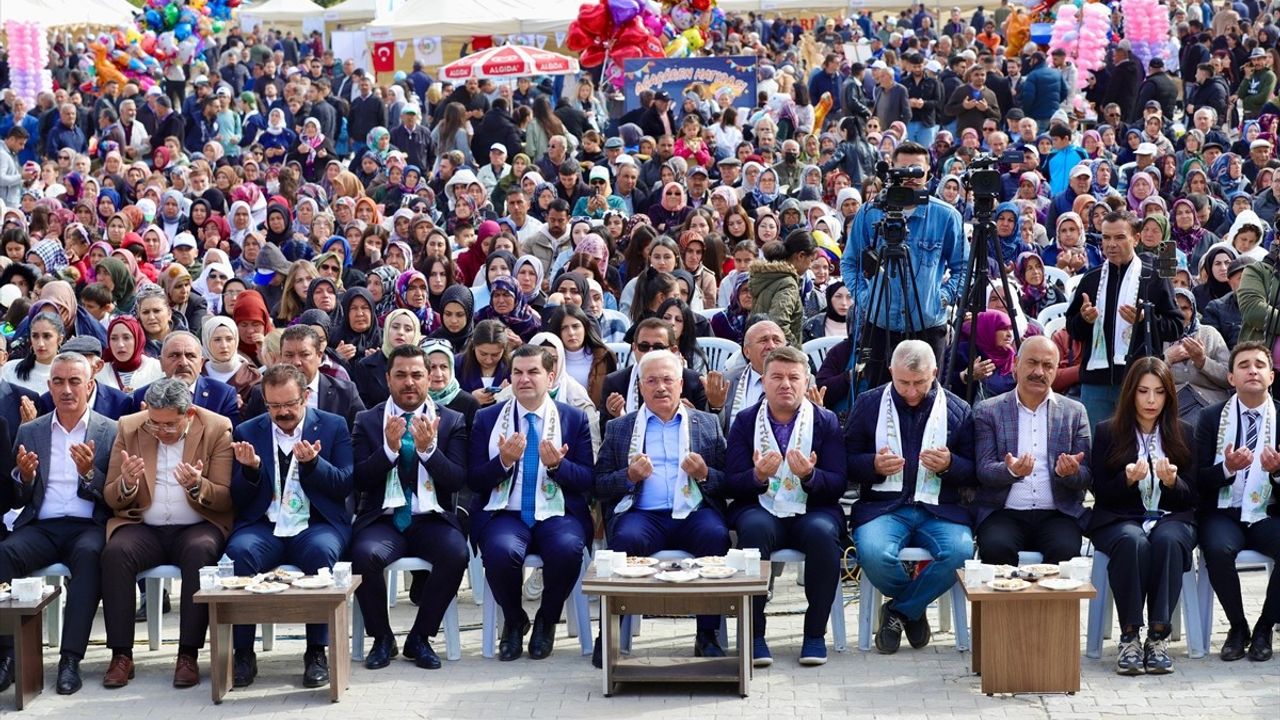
[714, 319, 787, 433]
[0, 352, 118, 695]
[973, 336, 1092, 565]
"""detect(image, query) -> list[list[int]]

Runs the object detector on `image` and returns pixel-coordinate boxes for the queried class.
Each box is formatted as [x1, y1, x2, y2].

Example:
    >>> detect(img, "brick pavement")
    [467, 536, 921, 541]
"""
[8, 566, 1278, 719]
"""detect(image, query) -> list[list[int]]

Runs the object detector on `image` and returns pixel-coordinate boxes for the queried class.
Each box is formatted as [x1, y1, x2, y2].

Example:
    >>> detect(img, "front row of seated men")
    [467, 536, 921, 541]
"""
[0, 323, 1276, 695]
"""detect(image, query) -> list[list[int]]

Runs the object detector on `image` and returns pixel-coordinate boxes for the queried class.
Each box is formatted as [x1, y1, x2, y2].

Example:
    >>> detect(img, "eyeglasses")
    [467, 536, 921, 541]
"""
[143, 418, 188, 436]
[635, 342, 669, 352]
[265, 397, 305, 411]
[642, 376, 678, 387]
[664, 191, 682, 197]
[320, 264, 340, 272]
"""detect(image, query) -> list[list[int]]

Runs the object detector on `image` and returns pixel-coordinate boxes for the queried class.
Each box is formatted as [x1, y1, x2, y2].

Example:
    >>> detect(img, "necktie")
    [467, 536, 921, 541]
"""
[1245, 410, 1260, 453]
[520, 412, 540, 527]
[395, 412, 416, 532]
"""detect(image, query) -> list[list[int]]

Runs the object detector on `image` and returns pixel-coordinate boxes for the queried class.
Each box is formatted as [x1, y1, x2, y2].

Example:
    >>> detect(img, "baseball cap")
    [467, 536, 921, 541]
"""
[1116, 39, 1132, 53]
[1148, 57, 1164, 68]
[925, 60, 942, 73]
[192, 75, 209, 85]
[588, 166, 610, 182]
[1135, 142, 1158, 156]
[489, 142, 507, 153]
[604, 136, 624, 149]
[1070, 165, 1092, 178]
[1229, 255, 1257, 277]
[653, 90, 671, 102]
[173, 232, 198, 249]
[401, 105, 420, 115]
[145, 85, 164, 97]
[871, 60, 889, 70]
[1144, 100, 1162, 110]
[688, 166, 709, 177]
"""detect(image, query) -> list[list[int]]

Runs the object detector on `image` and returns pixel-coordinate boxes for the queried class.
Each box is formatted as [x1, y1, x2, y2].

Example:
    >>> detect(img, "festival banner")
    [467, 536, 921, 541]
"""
[621, 56, 756, 113]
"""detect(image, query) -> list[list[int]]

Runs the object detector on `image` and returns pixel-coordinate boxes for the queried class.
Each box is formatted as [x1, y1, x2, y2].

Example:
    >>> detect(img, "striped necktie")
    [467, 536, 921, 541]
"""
[1244, 410, 1260, 452]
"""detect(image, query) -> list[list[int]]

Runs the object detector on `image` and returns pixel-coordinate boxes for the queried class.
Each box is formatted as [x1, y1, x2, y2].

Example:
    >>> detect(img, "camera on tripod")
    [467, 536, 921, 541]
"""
[962, 152, 1008, 214]
[874, 161, 930, 210]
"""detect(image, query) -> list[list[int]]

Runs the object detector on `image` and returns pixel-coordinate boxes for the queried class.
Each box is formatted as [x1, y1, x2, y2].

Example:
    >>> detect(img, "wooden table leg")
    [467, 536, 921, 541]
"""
[208, 605, 231, 705]
[600, 596, 615, 697]
[971, 601, 982, 676]
[328, 602, 348, 703]
[738, 594, 751, 698]
[13, 610, 44, 710]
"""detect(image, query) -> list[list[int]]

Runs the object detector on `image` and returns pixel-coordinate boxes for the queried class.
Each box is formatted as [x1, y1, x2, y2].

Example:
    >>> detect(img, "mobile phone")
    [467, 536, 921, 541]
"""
[485, 385, 502, 393]
[970, 89, 981, 101]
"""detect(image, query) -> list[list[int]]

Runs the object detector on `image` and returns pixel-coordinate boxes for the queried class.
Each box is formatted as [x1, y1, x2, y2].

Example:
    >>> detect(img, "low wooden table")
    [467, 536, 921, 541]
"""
[0, 586, 61, 711]
[582, 563, 769, 697]
[959, 570, 1096, 696]
[194, 577, 361, 704]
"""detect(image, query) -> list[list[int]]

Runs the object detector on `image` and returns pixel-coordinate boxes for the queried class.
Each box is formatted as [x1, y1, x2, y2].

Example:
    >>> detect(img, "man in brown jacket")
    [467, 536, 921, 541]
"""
[100, 378, 234, 689]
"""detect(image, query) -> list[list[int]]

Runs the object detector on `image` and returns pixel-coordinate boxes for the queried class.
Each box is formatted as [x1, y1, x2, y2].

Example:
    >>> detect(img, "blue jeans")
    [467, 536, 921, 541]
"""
[853, 505, 973, 620]
[1080, 383, 1122, 436]
[906, 121, 938, 147]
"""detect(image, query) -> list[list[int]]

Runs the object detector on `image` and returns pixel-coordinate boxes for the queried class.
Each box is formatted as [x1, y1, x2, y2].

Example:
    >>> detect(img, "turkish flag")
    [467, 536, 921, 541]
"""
[372, 42, 395, 72]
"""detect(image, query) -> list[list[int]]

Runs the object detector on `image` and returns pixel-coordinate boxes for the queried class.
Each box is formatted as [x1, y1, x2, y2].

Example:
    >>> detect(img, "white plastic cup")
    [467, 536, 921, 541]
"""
[743, 549, 761, 577]
[611, 552, 627, 571]
[333, 562, 352, 588]
[595, 551, 616, 578]
[964, 559, 983, 587]
[725, 549, 746, 571]
[13, 578, 41, 603]
[976, 564, 997, 585]
[199, 566, 219, 591]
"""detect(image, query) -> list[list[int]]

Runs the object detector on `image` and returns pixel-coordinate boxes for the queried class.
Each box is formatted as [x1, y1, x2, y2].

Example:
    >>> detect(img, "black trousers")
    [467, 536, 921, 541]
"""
[861, 324, 948, 390]
[734, 507, 843, 639]
[1199, 510, 1280, 628]
[1091, 519, 1196, 631]
[0, 518, 104, 658]
[351, 515, 468, 640]
[977, 509, 1083, 565]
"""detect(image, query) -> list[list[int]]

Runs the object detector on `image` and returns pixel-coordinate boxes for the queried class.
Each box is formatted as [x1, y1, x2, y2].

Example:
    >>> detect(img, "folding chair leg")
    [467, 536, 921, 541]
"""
[351, 598, 365, 663]
[146, 577, 162, 652]
[831, 580, 847, 653]
[443, 596, 462, 661]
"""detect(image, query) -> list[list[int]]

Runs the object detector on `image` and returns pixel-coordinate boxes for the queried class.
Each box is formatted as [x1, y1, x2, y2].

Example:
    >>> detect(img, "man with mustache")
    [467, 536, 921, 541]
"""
[131, 332, 240, 427]
[972, 336, 1092, 566]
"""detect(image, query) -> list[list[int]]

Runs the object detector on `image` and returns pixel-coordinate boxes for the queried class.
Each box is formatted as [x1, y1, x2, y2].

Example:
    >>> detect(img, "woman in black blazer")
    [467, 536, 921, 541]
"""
[1089, 357, 1198, 677]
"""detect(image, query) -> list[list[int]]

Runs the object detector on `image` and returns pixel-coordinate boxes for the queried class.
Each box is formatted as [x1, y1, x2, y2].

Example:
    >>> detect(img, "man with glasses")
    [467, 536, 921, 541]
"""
[225, 363, 354, 689]
[131, 332, 240, 427]
[99, 378, 233, 689]
[242, 326, 365, 429]
[600, 318, 709, 429]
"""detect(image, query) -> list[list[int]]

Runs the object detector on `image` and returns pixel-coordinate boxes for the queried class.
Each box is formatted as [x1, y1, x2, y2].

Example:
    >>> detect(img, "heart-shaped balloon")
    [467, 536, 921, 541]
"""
[565, 23, 594, 52]
[577, 2, 614, 37]
[608, 0, 641, 26]
[614, 18, 650, 47]
[581, 44, 607, 68]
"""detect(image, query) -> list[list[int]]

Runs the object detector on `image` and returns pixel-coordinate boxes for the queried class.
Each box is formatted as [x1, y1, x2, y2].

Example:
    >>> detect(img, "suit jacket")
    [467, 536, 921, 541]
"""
[466, 399, 595, 541]
[230, 408, 355, 544]
[40, 383, 132, 421]
[1089, 418, 1198, 531]
[599, 366, 708, 433]
[242, 373, 366, 430]
[723, 400, 848, 529]
[1195, 398, 1280, 519]
[132, 376, 240, 428]
[351, 401, 468, 532]
[0, 380, 39, 448]
[972, 390, 1092, 526]
[10, 410, 118, 529]
[594, 407, 727, 523]
[104, 406, 235, 539]
[718, 365, 762, 435]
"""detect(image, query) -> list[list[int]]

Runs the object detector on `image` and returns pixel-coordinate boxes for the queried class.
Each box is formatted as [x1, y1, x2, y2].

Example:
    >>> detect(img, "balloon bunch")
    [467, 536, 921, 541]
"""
[565, 0, 666, 90]
[4, 21, 52, 107]
[133, 0, 238, 74]
[1050, 2, 1112, 90]
[659, 0, 719, 57]
[1120, 0, 1173, 68]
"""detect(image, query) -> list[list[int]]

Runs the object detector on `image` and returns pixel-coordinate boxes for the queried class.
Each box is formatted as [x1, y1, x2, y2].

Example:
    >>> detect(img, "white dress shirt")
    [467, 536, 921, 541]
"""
[306, 374, 320, 409]
[39, 411, 97, 521]
[1005, 394, 1056, 511]
[741, 367, 764, 410]
[142, 436, 204, 526]
[502, 396, 553, 513]
[381, 400, 439, 515]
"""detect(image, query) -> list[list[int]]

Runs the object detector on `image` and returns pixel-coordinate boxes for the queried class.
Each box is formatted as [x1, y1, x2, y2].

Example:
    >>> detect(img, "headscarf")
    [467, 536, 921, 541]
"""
[321, 235, 354, 267]
[513, 255, 545, 303]
[331, 287, 381, 355]
[577, 233, 610, 270]
[1197, 244, 1237, 301]
[201, 316, 244, 375]
[106, 315, 146, 372]
[192, 261, 234, 314]
[96, 256, 136, 307]
[1126, 171, 1157, 212]
[1090, 158, 1116, 197]
[750, 168, 780, 207]
[422, 340, 462, 405]
[370, 265, 400, 317]
[264, 203, 293, 246]
[293, 197, 320, 237]
[722, 272, 751, 338]
[266, 108, 288, 135]
[973, 310, 1016, 376]
[305, 276, 342, 323]
[431, 284, 475, 351]
[161, 262, 192, 299]
[475, 275, 541, 339]
[230, 289, 274, 357]
[381, 308, 422, 357]
[823, 280, 847, 323]
[395, 269, 437, 330]
[1174, 287, 1199, 337]
[29, 239, 69, 275]
[97, 188, 122, 221]
[366, 127, 391, 164]
[1016, 251, 1047, 305]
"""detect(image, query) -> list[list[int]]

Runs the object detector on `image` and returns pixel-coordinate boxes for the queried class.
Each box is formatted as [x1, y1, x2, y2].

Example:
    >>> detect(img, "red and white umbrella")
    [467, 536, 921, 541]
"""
[441, 45, 579, 81]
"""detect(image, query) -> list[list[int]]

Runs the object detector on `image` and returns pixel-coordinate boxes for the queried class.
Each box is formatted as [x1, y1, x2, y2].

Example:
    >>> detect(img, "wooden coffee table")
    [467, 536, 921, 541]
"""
[582, 563, 769, 697]
[194, 577, 361, 704]
[959, 570, 1096, 696]
[0, 586, 61, 711]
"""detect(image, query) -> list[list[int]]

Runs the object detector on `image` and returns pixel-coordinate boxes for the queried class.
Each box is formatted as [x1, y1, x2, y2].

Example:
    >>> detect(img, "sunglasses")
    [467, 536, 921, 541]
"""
[635, 342, 669, 352]
[320, 264, 341, 272]
[590, 179, 607, 185]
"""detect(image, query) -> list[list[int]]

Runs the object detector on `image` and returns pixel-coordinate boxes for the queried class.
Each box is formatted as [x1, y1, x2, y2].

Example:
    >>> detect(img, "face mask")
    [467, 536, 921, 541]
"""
[784, 152, 799, 163]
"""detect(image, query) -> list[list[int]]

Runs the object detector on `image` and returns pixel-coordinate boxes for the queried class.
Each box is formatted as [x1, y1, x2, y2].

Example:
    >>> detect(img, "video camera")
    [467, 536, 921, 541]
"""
[873, 161, 930, 210]
[962, 152, 1009, 214]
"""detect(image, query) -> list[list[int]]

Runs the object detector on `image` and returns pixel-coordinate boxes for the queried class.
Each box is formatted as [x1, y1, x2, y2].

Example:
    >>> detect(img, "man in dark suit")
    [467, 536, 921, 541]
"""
[225, 364, 353, 689]
[35, 336, 132, 420]
[714, 319, 788, 434]
[0, 352, 118, 695]
[638, 91, 676, 140]
[351, 345, 469, 671]
[973, 336, 1092, 566]
[600, 318, 708, 434]
[467, 345, 594, 662]
[242, 326, 365, 429]
[0, 374, 39, 450]
[131, 332, 240, 427]
[594, 350, 730, 664]
[1202, 256, 1251, 348]
[725, 346, 848, 668]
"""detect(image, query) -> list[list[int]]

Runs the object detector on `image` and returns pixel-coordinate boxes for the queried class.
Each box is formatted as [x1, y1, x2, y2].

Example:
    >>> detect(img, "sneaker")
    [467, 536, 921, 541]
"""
[1144, 636, 1173, 675]
[751, 636, 773, 668]
[874, 601, 905, 655]
[1116, 636, 1145, 676]
[904, 613, 931, 649]
[522, 569, 544, 601]
[799, 637, 828, 666]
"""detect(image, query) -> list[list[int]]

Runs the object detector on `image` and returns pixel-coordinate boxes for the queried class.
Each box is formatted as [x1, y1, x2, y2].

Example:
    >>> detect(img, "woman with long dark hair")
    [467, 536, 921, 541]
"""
[457, 319, 511, 405]
[1089, 357, 1198, 676]
[657, 297, 709, 373]
[545, 303, 615, 406]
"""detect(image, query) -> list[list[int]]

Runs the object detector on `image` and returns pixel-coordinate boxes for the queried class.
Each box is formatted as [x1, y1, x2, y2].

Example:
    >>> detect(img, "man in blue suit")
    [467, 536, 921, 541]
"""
[725, 346, 848, 668]
[594, 350, 730, 665]
[131, 332, 240, 427]
[351, 345, 469, 671]
[468, 345, 594, 662]
[35, 337, 132, 421]
[225, 364, 353, 689]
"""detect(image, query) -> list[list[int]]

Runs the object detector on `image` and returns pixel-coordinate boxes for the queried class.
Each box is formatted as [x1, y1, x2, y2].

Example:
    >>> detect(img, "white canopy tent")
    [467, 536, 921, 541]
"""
[367, 0, 578, 40]
[325, 0, 378, 23]
[239, 0, 327, 23]
[0, 0, 135, 28]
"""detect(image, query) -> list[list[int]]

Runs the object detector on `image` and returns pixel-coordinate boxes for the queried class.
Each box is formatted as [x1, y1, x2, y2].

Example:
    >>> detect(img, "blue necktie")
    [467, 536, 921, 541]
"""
[395, 412, 416, 532]
[1245, 410, 1260, 453]
[520, 412, 540, 527]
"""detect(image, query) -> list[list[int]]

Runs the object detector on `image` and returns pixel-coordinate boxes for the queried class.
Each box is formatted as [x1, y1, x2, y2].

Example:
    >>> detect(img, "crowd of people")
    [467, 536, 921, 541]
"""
[0, 0, 1276, 700]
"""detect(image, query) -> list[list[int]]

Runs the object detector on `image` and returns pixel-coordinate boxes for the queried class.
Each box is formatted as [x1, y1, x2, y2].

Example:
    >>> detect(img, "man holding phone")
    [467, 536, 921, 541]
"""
[944, 65, 1001, 137]
[572, 166, 626, 219]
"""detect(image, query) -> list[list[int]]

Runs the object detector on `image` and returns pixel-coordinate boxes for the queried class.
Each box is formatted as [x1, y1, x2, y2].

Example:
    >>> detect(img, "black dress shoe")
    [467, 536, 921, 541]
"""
[694, 629, 725, 657]
[364, 635, 398, 670]
[413, 639, 442, 669]
[303, 647, 330, 688]
[1249, 622, 1274, 662]
[232, 649, 258, 688]
[1221, 624, 1250, 662]
[528, 613, 555, 660]
[904, 613, 932, 649]
[498, 616, 531, 661]
[0, 655, 14, 693]
[55, 655, 82, 695]
[591, 635, 602, 669]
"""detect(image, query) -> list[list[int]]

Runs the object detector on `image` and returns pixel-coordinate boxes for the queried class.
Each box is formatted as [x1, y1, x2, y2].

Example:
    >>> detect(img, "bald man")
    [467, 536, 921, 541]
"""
[972, 336, 1092, 565]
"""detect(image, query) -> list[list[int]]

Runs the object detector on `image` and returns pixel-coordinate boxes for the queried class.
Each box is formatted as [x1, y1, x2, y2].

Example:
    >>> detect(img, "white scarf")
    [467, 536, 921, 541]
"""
[1086, 258, 1141, 371]
[755, 400, 814, 518]
[625, 366, 642, 414]
[725, 366, 757, 425]
[382, 400, 445, 515]
[1214, 396, 1277, 525]
[874, 383, 947, 505]
[614, 405, 701, 518]
[267, 426, 310, 537]
[1136, 429, 1166, 533]
[484, 397, 566, 521]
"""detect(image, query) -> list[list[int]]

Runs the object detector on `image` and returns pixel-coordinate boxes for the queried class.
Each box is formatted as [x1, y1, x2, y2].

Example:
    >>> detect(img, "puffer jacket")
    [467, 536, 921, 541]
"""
[747, 260, 804, 347]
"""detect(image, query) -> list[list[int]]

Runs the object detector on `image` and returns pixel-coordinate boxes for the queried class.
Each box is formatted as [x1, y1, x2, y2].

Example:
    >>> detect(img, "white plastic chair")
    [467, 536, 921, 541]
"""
[1036, 302, 1069, 327]
[855, 548, 969, 652]
[696, 337, 741, 373]
[138, 565, 182, 652]
[1042, 316, 1066, 337]
[1085, 550, 1204, 659]
[1063, 274, 1083, 302]
[33, 564, 71, 646]
[694, 307, 720, 321]
[802, 336, 844, 373]
[1195, 549, 1276, 654]
[1042, 266, 1070, 291]
[606, 342, 633, 369]
[771, 549, 848, 653]
[480, 552, 594, 658]
[351, 557, 462, 663]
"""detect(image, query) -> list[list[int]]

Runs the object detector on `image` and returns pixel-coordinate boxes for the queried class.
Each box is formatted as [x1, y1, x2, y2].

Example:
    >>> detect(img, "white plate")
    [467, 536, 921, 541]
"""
[612, 566, 658, 578]
[987, 578, 1031, 592]
[698, 566, 737, 580]
[245, 582, 290, 594]
[218, 577, 254, 590]
[694, 556, 726, 566]
[292, 576, 334, 589]
[654, 570, 699, 583]
[0, 591, 10, 602]
[1040, 578, 1085, 591]
[1021, 564, 1061, 576]
[269, 568, 306, 583]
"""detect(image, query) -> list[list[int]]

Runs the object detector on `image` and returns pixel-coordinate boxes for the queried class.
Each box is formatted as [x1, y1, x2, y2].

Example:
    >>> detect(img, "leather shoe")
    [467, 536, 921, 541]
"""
[591, 635, 602, 669]
[904, 612, 932, 649]
[173, 653, 199, 688]
[232, 649, 257, 688]
[56, 655, 82, 695]
[403, 632, 427, 661]
[102, 654, 135, 688]
[0, 655, 14, 694]
[413, 638, 442, 669]
[1249, 622, 1274, 662]
[303, 647, 330, 688]
[498, 616, 530, 661]
[1221, 624, 1250, 662]
[694, 629, 725, 658]
[364, 635, 398, 670]
[528, 613, 555, 660]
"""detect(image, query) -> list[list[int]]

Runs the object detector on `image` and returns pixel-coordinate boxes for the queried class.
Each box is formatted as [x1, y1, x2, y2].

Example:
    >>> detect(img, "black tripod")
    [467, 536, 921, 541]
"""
[852, 208, 929, 393]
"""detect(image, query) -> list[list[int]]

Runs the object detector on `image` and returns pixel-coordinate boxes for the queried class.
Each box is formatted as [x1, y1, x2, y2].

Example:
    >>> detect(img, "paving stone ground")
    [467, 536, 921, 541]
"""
[9, 565, 1278, 718]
